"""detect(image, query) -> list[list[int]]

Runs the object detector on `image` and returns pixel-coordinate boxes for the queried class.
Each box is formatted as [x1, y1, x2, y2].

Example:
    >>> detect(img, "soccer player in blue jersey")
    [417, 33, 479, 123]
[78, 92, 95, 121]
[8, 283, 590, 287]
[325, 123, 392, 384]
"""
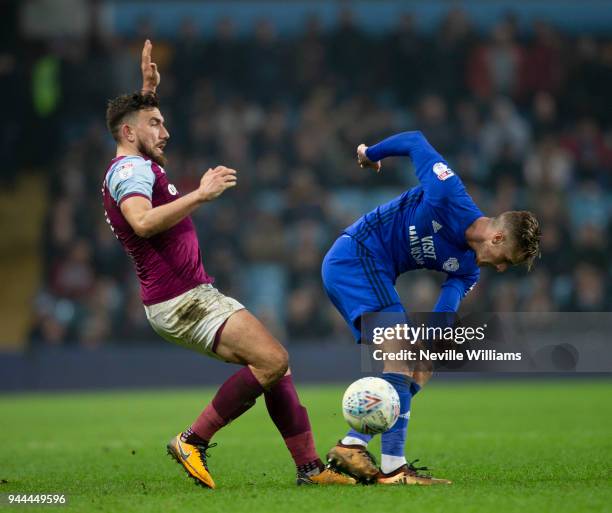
[323, 131, 540, 485]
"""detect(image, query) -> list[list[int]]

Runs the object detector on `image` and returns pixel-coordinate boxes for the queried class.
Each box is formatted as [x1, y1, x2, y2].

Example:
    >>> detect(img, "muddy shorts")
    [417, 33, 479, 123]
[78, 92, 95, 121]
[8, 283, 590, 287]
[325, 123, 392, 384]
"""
[144, 284, 245, 358]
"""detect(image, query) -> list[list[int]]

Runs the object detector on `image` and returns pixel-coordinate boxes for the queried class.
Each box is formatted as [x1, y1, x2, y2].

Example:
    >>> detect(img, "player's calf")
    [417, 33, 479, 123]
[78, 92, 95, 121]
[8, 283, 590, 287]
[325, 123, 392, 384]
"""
[262, 373, 355, 485]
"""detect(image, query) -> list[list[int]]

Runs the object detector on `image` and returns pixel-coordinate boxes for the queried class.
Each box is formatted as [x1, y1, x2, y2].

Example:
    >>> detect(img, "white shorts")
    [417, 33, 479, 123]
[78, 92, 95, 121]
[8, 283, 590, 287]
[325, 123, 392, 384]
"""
[144, 284, 245, 358]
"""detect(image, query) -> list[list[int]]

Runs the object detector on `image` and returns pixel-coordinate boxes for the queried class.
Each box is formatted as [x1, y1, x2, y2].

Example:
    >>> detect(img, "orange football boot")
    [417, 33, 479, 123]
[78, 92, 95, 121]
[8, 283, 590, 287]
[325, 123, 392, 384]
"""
[167, 433, 216, 489]
[297, 465, 357, 485]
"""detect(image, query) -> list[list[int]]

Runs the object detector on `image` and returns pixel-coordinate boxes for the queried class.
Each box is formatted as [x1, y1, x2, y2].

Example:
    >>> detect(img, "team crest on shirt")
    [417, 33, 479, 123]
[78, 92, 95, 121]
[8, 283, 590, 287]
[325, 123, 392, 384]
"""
[116, 162, 134, 180]
[443, 257, 460, 272]
[433, 162, 454, 181]
[168, 184, 178, 195]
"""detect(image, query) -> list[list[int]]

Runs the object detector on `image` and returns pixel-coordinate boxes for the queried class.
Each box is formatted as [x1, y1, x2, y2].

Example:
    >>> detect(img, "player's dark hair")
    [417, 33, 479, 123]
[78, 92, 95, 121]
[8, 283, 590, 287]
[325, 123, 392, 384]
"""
[106, 92, 159, 142]
[501, 211, 541, 271]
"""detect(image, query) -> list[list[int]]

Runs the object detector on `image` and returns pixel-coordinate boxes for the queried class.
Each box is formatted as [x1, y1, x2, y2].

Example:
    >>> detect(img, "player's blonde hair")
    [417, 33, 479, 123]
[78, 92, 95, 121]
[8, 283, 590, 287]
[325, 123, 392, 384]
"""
[499, 211, 541, 271]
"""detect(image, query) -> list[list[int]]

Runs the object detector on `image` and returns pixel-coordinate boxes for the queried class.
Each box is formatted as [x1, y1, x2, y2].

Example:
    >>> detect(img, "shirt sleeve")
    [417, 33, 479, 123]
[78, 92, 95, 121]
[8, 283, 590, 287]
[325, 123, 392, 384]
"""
[433, 272, 479, 312]
[365, 131, 464, 204]
[107, 158, 155, 204]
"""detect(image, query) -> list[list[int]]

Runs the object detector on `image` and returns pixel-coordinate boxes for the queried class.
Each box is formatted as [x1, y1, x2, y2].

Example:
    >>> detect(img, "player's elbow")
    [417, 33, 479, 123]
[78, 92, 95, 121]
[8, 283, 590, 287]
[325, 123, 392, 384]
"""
[411, 130, 426, 142]
[398, 130, 427, 146]
[132, 220, 156, 238]
[135, 229, 154, 239]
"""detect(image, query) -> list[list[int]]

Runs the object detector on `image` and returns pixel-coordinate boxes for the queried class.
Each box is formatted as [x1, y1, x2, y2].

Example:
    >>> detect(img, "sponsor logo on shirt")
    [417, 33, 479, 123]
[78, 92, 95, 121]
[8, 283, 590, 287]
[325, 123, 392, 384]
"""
[409, 225, 437, 265]
[443, 257, 460, 272]
[168, 184, 178, 195]
[422, 236, 436, 260]
[433, 162, 454, 181]
[432, 220, 443, 233]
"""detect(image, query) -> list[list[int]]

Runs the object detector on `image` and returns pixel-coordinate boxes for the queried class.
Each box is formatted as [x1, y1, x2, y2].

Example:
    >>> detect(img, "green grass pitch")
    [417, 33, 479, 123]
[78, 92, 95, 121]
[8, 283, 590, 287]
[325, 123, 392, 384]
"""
[1, 380, 611, 513]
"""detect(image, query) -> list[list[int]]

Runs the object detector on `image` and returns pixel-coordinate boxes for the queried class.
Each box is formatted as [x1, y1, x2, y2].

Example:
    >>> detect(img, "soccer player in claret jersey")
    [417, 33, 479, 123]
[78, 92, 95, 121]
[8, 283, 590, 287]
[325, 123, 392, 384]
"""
[323, 132, 540, 485]
[102, 40, 354, 488]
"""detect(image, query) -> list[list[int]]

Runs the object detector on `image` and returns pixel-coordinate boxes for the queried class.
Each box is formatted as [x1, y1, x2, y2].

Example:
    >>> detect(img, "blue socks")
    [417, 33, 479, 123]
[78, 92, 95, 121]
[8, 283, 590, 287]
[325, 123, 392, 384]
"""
[343, 428, 373, 446]
[380, 372, 420, 472]
[341, 373, 421, 474]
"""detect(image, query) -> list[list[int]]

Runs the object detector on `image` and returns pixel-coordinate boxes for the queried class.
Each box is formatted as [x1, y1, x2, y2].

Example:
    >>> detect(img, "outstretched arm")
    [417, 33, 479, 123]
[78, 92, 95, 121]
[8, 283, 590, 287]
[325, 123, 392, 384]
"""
[358, 131, 441, 170]
[120, 166, 237, 238]
[365, 131, 435, 162]
[357, 131, 461, 202]
[141, 39, 160, 94]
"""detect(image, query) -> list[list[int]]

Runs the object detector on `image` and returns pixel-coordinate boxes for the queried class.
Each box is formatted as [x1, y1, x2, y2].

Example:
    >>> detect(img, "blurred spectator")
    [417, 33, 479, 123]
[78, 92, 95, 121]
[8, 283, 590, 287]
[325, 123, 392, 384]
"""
[416, 94, 456, 155]
[467, 20, 524, 99]
[531, 91, 559, 138]
[523, 135, 573, 190]
[568, 264, 609, 311]
[293, 16, 329, 95]
[522, 21, 564, 97]
[206, 18, 246, 96]
[428, 8, 474, 102]
[50, 239, 95, 300]
[481, 97, 531, 164]
[286, 284, 331, 339]
[247, 20, 287, 104]
[561, 118, 612, 182]
[386, 14, 425, 103]
[329, 8, 370, 93]
[172, 19, 204, 89]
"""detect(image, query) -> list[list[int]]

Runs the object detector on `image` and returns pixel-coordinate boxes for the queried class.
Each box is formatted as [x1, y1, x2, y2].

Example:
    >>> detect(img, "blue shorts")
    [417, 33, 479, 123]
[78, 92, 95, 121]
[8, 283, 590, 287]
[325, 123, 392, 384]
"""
[321, 234, 405, 342]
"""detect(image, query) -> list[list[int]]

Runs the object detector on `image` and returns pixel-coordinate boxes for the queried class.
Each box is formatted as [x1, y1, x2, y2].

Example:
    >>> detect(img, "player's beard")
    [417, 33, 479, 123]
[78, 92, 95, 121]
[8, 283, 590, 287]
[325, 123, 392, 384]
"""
[137, 140, 167, 167]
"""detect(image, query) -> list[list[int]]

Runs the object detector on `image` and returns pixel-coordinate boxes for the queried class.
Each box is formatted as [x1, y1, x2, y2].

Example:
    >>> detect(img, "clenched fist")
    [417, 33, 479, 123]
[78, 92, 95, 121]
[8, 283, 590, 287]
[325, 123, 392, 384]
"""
[357, 143, 381, 173]
[198, 166, 237, 202]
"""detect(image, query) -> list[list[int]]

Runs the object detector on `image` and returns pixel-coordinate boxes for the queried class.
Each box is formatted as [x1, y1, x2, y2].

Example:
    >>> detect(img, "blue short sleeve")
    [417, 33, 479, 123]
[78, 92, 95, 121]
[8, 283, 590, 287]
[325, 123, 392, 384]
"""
[106, 157, 155, 204]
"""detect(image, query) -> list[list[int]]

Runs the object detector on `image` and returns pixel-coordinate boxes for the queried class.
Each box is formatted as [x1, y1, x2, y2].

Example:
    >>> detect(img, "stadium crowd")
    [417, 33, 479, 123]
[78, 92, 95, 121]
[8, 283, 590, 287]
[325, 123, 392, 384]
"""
[14, 8, 612, 346]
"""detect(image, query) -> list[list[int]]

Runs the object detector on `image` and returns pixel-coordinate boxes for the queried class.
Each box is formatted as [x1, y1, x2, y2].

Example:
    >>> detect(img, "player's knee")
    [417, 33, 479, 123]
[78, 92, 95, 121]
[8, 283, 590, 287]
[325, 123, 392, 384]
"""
[265, 345, 289, 384]
[273, 346, 290, 379]
[413, 369, 432, 387]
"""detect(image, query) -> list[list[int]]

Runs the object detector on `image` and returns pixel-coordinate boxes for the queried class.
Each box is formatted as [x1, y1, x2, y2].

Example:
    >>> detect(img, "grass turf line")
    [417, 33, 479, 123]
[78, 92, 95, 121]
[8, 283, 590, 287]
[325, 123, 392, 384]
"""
[0, 380, 610, 513]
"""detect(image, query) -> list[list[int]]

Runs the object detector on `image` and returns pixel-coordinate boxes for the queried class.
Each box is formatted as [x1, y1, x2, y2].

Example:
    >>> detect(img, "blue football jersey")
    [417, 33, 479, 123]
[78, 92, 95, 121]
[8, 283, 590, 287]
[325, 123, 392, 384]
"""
[344, 131, 483, 312]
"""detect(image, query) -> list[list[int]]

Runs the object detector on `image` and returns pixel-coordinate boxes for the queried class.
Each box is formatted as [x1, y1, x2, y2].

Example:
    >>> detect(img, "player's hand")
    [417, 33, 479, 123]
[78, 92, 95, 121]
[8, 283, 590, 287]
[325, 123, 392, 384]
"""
[197, 166, 237, 202]
[141, 39, 160, 94]
[357, 144, 381, 173]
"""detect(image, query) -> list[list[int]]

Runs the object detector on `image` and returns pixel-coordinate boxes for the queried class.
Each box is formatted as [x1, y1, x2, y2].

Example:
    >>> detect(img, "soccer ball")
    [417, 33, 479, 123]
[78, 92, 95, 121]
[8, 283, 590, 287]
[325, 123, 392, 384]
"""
[342, 377, 400, 434]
